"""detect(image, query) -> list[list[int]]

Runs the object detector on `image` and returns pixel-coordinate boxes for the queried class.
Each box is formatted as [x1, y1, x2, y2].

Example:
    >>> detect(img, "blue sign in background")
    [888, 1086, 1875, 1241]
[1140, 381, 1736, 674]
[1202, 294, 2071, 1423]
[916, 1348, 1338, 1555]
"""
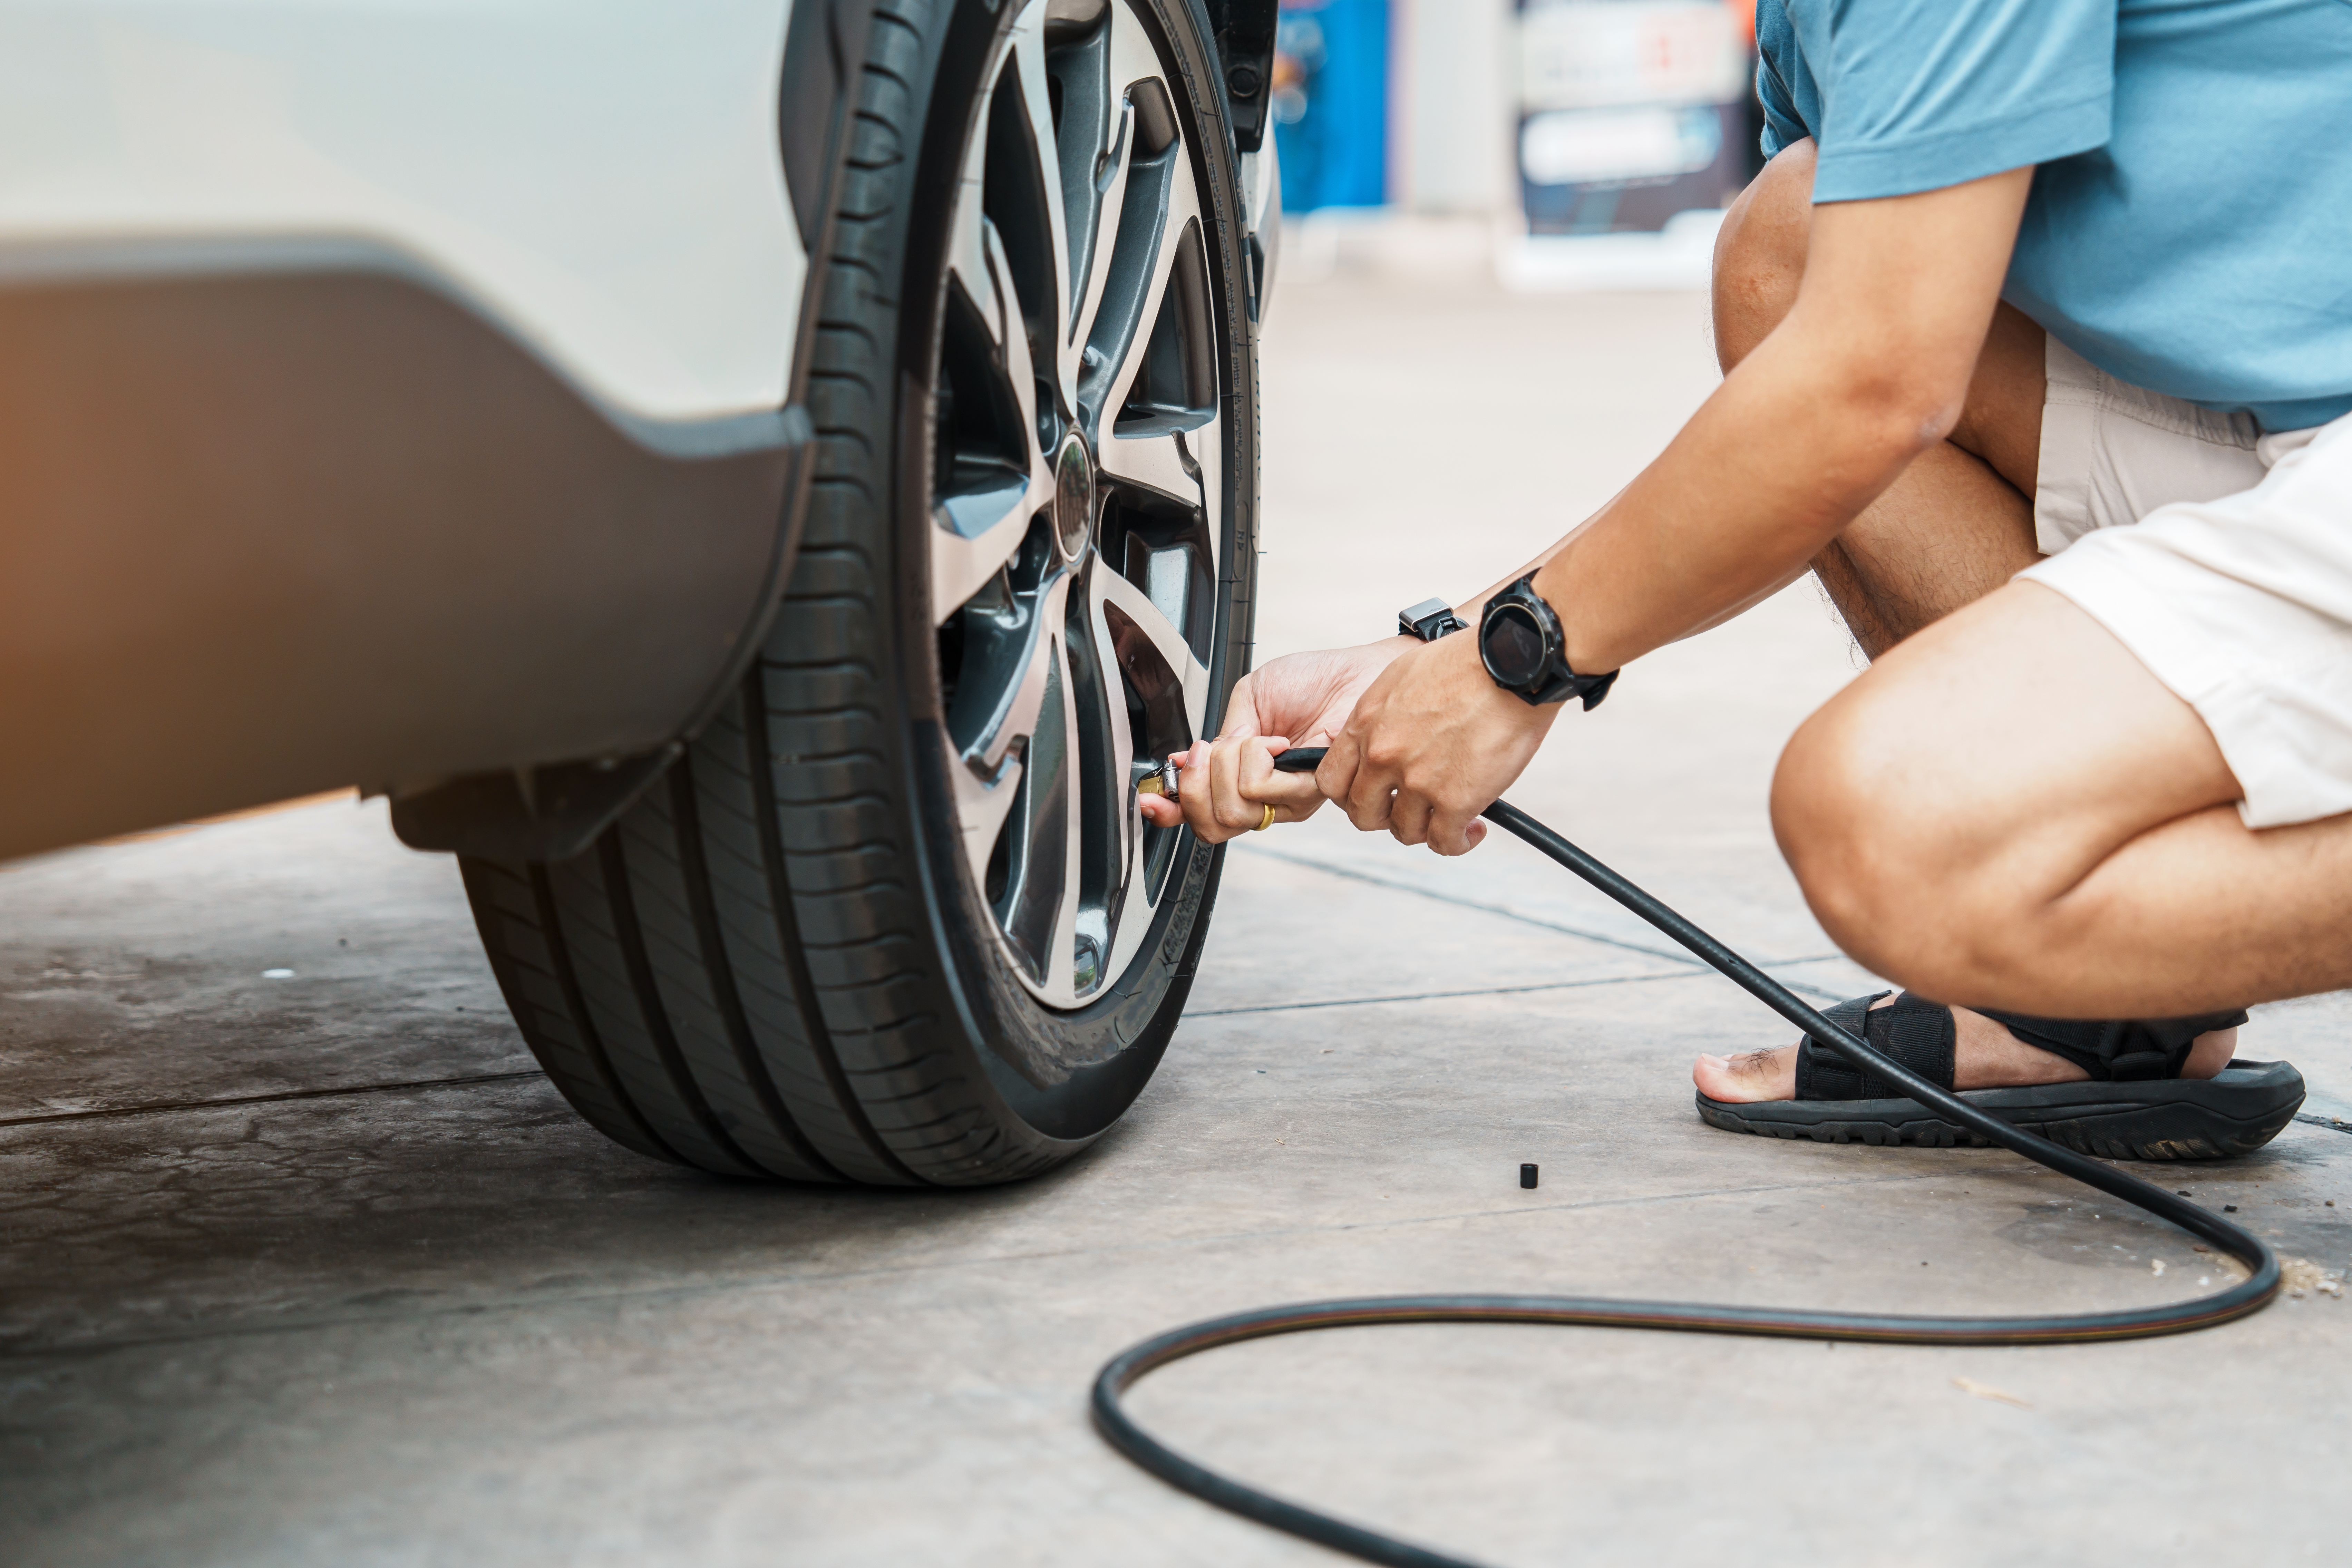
[1272, 0, 1389, 214]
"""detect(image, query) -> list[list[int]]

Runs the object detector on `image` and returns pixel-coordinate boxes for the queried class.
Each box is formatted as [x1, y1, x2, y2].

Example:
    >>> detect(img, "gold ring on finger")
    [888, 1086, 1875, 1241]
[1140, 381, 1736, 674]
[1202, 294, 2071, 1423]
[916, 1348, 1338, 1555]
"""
[1253, 802, 1276, 833]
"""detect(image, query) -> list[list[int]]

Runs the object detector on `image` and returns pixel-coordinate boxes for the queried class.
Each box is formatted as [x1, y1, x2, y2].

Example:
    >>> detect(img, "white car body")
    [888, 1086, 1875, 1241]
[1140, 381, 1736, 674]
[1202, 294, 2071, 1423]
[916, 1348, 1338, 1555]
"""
[0, 0, 807, 433]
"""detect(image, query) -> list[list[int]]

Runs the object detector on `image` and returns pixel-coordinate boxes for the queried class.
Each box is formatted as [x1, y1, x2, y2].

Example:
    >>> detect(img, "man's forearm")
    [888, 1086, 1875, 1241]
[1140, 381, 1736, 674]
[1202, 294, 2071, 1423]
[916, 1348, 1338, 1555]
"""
[1447, 488, 1622, 627]
[1449, 168, 2035, 675]
[1441, 360, 1936, 667]
[1537, 326, 1942, 671]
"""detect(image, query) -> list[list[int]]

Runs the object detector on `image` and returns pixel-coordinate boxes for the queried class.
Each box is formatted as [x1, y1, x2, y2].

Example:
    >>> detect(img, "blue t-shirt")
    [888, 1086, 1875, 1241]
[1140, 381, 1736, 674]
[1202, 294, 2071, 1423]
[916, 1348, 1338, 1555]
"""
[1755, 0, 2352, 432]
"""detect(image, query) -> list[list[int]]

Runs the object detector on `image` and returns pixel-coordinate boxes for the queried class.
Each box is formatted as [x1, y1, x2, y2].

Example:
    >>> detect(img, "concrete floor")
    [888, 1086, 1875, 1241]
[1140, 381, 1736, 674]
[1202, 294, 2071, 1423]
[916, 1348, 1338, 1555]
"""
[6, 272, 2351, 1568]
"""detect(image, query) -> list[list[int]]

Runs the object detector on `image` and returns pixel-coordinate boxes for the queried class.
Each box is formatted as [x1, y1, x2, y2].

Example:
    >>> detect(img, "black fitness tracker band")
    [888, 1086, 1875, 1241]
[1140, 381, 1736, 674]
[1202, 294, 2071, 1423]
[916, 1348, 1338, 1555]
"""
[1396, 597, 1467, 643]
[1477, 574, 1618, 709]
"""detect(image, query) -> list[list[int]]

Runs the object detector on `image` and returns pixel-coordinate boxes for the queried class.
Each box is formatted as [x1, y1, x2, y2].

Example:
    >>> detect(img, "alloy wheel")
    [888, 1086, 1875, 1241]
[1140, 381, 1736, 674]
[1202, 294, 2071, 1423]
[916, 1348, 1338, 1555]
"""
[931, 0, 1225, 1010]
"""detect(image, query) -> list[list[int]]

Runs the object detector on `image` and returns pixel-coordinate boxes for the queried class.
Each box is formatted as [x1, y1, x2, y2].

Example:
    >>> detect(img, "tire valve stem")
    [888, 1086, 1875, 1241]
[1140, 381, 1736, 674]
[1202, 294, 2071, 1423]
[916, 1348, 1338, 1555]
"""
[1520, 1163, 1539, 1190]
[1137, 757, 1183, 802]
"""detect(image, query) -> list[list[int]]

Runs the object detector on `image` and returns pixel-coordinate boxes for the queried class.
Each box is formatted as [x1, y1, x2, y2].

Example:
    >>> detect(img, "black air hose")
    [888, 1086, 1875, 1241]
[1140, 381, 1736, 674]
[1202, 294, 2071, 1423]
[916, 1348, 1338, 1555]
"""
[1093, 754, 2277, 1568]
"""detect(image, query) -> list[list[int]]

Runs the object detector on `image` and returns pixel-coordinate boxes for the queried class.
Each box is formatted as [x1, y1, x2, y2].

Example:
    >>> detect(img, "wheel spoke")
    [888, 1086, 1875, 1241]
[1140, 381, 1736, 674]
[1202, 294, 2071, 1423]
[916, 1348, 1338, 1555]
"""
[1075, 550, 1141, 955]
[1045, 624, 1091, 1000]
[1091, 201, 1203, 432]
[949, 735, 1026, 900]
[946, 123, 1007, 358]
[1068, 106, 1135, 361]
[973, 219, 1048, 449]
[993, 626, 1079, 991]
[1004, 16, 1079, 417]
[1096, 427, 1197, 503]
[1072, 3, 1174, 349]
[1180, 416, 1221, 586]
[935, 206, 1053, 622]
[1048, 9, 1116, 345]
[944, 565, 1087, 992]
[1102, 4, 1170, 122]
[1092, 560, 1209, 748]
[1076, 160, 1185, 437]
[1063, 17, 1192, 438]
[953, 564, 1066, 768]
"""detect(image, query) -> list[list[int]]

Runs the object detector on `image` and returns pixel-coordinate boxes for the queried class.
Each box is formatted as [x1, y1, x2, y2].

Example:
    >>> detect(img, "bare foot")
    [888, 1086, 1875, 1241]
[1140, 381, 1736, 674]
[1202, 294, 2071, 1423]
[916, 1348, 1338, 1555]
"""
[1691, 994, 2238, 1104]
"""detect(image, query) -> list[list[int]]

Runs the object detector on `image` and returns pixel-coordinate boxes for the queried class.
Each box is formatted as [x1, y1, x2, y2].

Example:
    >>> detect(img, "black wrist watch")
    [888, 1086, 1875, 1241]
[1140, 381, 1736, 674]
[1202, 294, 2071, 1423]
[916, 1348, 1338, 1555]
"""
[1396, 597, 1466, 642]
[1477, 574, 1618, 709]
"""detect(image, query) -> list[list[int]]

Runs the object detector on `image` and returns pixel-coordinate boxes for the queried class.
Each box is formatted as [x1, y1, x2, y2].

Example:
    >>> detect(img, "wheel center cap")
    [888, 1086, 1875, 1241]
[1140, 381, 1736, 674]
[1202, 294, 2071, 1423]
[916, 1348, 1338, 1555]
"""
[1052, 433, 1096, 561]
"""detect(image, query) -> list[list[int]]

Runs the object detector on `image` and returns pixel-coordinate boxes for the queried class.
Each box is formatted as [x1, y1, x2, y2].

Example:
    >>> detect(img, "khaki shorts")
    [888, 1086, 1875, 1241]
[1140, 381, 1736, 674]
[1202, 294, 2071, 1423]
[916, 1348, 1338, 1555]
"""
[2021, 338, 2352, 829]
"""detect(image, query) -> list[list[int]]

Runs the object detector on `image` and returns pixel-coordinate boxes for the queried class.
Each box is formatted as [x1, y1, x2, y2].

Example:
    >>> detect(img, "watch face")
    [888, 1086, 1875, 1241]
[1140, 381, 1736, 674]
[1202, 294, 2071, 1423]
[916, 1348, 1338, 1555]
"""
[1481, 603, 1547, 687]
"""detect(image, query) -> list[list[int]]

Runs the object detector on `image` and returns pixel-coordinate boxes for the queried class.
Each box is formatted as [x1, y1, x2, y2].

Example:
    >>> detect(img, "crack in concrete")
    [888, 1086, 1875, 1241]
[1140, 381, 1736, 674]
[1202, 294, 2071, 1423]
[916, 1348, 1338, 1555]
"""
[2292, 1112, 2352, 1136]
[0, 1071, 546, 1129]
[1237, 843, 1850, 999]
[1192, 966, 1708, 1016]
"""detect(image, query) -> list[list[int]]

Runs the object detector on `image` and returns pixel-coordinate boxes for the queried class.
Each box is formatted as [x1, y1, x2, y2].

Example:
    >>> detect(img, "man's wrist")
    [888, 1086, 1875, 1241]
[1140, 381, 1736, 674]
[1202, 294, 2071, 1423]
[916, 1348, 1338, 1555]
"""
[1527, 557, 1603, 676]
[1445, 627, 1563, 729]
[1396, 597, 1467, 643]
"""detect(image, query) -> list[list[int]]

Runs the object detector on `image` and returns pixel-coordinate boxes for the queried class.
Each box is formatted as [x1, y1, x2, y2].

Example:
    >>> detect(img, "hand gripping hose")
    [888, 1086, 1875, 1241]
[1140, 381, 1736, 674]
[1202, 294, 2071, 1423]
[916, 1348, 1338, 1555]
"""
[1093, 752, 2279, 1568]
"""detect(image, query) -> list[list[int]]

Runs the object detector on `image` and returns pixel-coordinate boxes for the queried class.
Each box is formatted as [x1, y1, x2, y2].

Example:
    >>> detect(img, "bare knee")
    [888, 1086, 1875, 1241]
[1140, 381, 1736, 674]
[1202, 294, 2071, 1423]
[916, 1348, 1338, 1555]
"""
[1772, 702, 1911, 968]
[1711, 139, 1815, 373]
[1771, 693, 2040, 1000]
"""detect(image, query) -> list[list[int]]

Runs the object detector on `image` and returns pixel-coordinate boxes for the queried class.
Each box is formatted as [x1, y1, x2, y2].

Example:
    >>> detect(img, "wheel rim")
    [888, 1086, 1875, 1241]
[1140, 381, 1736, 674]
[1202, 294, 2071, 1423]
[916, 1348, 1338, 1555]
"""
[931, 0, 1225, 1010]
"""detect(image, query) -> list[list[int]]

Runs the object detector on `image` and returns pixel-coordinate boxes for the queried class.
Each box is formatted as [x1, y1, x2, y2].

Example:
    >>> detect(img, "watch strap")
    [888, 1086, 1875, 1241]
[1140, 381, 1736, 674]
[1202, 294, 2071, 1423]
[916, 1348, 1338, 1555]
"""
[1533, 664, 1618, 710]
[1397, 597, 1466, 642]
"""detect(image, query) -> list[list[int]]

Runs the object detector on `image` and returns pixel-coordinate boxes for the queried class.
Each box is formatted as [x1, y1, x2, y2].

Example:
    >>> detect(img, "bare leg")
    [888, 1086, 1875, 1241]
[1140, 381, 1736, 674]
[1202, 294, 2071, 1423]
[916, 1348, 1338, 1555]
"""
[1696, 147, 2247, 1103]
[1700, 580, 2352, 1093]
[1712, 141, 2043, 659]
[1776, 581, 2352, 1014]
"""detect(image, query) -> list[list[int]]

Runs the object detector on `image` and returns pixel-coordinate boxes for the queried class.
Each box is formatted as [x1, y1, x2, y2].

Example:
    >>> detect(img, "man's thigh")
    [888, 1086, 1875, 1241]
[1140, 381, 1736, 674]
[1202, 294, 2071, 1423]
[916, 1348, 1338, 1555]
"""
[1780, 580, 2235, 920]
[1768, 579, 2333, 1013]
[1948, 303, 2044, 497]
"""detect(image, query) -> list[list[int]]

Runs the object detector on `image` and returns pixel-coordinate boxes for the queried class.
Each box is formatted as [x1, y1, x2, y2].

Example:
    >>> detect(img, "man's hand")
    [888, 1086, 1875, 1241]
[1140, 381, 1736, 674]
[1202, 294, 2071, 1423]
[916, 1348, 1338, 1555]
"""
[1316, 630, 1558, 856]
[1137, 638, 1415, 842]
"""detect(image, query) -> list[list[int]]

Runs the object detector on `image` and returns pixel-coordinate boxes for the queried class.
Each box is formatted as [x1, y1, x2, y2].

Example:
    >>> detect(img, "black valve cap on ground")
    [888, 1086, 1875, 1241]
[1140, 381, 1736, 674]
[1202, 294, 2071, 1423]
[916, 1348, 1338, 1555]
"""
[1520, 1163, 1538, 1189]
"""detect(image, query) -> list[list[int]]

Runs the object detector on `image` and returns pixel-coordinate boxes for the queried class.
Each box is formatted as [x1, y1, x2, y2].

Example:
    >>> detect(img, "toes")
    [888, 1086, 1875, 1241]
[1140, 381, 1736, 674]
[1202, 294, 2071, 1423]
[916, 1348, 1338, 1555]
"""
[1695, 1044, 1798, 1104]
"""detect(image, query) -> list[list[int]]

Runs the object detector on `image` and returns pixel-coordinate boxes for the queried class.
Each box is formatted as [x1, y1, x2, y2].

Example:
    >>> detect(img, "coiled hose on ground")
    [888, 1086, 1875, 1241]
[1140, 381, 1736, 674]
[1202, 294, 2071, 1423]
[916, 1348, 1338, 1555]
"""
[1092, 757, 2278, 1568]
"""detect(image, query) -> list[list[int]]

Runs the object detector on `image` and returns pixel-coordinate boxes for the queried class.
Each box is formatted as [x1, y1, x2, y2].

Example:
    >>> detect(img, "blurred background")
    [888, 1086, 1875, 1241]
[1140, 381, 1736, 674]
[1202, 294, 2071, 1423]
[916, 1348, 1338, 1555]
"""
[1272, 0, 1762, 289]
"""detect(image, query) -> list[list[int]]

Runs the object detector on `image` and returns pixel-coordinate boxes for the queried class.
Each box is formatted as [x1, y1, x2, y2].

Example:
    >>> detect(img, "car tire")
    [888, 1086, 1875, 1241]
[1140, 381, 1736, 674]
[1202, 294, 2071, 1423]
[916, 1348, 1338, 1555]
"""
[458, 0, 1258, 1185]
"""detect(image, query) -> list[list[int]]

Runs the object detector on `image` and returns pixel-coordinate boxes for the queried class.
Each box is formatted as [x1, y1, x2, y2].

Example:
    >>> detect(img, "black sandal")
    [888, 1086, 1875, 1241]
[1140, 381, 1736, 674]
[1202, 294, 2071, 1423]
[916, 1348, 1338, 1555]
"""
[1695, 991, 2305, 1160]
